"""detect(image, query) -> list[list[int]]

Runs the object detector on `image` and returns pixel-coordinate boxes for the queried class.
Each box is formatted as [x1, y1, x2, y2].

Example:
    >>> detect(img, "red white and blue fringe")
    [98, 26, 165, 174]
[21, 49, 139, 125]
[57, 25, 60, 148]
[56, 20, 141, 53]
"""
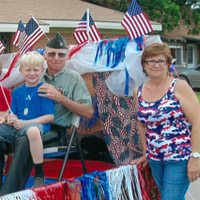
[0, 165, 157, 200]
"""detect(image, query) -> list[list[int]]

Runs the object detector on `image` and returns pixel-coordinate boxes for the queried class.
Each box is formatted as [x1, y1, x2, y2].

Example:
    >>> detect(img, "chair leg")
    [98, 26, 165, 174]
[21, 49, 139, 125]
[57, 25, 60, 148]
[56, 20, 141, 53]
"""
[0, 153, 4, 188]
[76, 137, 87, 174]
[58, 127, 77, 182]
[58, 127, 87, 181]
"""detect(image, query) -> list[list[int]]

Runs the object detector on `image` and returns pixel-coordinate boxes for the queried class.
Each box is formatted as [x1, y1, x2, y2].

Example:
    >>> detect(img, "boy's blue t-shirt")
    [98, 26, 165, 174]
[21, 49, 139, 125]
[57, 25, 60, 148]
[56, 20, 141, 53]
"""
[11, 82, 55, 133]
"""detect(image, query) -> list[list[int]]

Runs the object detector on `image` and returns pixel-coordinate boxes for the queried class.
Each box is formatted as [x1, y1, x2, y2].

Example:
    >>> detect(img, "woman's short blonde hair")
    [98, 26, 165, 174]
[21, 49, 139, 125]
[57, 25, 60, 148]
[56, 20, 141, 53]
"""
[141, 43, 173, 76]
[20, 51, 44, 69]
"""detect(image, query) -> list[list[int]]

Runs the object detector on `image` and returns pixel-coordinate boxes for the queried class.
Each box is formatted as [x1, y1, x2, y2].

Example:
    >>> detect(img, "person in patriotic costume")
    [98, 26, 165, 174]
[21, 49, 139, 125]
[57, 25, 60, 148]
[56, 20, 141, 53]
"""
[0, 33, 93, 196]
[0, 59, 12, 188]
[0, 52, 55, 189]
[131, 43, 200, 199]
[0, 60, 11, 123]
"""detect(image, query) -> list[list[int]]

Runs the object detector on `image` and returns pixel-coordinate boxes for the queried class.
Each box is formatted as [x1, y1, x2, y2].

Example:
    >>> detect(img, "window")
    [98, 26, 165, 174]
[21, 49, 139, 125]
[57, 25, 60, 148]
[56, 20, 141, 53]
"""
[0, 33, 9, 53]
[187, 45, 193, 64]
[170, 46, 183, 66]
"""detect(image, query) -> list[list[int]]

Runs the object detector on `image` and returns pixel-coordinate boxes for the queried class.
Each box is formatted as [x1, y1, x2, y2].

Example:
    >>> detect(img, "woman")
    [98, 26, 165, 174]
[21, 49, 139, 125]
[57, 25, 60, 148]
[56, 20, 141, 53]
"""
[131, 43, 200, 200]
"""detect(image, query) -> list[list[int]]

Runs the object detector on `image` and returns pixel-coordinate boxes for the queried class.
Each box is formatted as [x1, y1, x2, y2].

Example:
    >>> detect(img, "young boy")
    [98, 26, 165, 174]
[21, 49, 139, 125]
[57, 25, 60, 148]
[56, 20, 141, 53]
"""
[0, 51, 55, 188]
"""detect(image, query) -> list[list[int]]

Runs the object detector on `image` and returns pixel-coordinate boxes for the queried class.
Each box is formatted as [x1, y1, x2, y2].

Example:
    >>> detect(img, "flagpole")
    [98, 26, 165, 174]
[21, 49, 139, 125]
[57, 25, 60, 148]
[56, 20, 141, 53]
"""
[31, 14, 50, 41]
[86, 8, 90, 41]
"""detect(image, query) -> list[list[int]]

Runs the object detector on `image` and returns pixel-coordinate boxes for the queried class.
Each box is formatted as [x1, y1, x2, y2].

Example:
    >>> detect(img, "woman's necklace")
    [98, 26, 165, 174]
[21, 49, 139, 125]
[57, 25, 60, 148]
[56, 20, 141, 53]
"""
[24, 85, 38, 115]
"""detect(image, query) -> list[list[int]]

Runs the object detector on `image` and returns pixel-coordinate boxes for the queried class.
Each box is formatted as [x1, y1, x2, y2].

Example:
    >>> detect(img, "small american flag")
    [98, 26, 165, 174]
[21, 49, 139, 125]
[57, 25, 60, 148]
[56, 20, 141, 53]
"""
[19, 17, 45, 54]
[121, 0, 153, 40]
[0, 41, 5, 55]
[73, 10, 102, 44]
[12, 19, 25, 47]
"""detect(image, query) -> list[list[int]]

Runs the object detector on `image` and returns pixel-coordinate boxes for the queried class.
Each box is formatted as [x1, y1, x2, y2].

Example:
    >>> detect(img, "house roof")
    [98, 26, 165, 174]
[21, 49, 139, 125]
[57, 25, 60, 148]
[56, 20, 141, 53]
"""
[0, 0, 162, 33]
[162, 21, 200, 42]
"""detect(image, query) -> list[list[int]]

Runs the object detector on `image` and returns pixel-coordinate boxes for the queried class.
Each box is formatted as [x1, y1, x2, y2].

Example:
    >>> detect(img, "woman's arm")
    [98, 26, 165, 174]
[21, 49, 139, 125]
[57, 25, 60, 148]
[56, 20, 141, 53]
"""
[130, 87, 148, 167]
[138, 121, 147, 156]
[130, 121, 148, 167]
[175, 80, 200, 182]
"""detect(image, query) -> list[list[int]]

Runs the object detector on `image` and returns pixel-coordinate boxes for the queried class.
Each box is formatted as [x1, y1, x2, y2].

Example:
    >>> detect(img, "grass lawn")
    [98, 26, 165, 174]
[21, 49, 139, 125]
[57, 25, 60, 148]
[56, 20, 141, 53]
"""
[196, 92, 200, 102]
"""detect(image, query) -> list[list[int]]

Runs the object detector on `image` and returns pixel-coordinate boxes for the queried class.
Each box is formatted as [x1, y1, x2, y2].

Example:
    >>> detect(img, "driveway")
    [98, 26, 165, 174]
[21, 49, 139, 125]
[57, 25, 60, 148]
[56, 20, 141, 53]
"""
[185, 178, 200, 200]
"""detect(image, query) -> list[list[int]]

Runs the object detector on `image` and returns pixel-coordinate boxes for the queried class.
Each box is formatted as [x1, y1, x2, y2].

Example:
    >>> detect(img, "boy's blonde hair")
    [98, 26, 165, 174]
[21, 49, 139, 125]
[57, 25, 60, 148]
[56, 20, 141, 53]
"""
[20, 51, 44, 69]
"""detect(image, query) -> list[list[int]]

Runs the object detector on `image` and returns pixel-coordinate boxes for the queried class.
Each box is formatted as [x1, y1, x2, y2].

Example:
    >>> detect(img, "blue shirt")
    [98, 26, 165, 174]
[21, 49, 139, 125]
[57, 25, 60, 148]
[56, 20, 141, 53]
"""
[11, 82, 55, 133]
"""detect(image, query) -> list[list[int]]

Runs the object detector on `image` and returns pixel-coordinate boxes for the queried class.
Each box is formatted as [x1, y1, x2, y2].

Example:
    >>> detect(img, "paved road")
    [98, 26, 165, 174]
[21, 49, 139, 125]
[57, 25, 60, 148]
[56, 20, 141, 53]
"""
[185, 178, 200, 200]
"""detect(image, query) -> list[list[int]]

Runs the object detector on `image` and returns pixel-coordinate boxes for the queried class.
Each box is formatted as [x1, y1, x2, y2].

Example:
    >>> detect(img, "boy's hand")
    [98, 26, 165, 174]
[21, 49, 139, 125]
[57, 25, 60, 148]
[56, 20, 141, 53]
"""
[7, 113, 18, 126]
[13, 120, 27, 130]
[0, 117, 6, 125]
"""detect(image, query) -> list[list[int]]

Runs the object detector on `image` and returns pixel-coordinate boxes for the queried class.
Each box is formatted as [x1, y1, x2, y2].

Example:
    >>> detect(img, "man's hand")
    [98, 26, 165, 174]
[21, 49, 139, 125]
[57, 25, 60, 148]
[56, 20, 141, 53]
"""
[38, 83, 62, 102]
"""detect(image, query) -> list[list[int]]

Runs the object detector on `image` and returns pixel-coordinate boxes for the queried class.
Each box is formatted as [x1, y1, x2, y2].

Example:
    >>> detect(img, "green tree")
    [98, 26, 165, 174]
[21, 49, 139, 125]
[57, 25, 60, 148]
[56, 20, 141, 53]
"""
[138, 0, 180, 33]
[138, 0, 200, 34]
[83, 0, 200, 34]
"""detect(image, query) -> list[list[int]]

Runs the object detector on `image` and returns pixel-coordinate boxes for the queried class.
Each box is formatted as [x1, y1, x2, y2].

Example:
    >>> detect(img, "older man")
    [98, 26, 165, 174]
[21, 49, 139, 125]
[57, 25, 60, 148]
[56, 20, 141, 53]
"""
[0, 33, 93, 195]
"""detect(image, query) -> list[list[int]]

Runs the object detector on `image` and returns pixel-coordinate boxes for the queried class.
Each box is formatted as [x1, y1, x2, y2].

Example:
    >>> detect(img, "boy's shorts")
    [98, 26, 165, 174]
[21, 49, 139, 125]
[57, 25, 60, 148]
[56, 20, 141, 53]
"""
[0, 123, 44, 143]
[18, 123, 44, 136]
[0, 124, 16, 144]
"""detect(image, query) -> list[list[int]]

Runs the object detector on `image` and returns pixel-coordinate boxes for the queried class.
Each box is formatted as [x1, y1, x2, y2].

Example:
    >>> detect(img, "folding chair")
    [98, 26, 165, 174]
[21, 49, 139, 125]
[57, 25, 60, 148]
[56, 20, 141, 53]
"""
[43, 113, 87, 181]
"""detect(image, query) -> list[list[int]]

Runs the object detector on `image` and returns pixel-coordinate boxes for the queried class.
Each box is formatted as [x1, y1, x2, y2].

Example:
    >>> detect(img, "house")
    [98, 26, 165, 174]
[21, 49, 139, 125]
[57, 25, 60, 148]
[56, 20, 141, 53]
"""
[1, 0, 198, 70]
[0, 0, 162, 135]
[0, 0, 161, 54]
[161, 21, 200, 69]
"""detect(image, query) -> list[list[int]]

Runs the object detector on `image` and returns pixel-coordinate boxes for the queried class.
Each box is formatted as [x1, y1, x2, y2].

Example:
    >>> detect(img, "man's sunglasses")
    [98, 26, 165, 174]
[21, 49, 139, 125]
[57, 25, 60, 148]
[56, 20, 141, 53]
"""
[47, 52, 67, 58]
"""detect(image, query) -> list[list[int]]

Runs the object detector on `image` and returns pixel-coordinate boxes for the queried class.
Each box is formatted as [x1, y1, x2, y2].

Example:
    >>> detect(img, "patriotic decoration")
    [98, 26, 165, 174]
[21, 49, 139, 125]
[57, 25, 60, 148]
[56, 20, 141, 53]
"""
[1, 16, 45, 85]
[0, 40, 5, 55]
[93, 71, 142, 166]
[19, 17, 45, 54]
[121, 0, 153, 40]
[0, 165, 160, 199]
[2, 35, 161, 93]
[68, 35, 161, 96]
[73, 10, 102, 44]
[0, 51, 21, 82]
[12, 19, 25, 47]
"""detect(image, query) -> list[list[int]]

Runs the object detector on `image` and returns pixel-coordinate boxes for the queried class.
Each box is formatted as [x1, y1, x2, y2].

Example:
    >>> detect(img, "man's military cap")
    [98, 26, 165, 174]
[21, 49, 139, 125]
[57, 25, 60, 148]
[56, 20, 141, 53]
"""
[46, 32, 68, 49]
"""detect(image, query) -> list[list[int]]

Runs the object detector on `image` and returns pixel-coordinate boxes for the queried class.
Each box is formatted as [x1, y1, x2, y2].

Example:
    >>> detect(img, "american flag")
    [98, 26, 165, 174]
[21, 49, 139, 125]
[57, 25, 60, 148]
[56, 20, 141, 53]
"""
[19, 17, 45, 54]
[12, 19, 25, 47]
[0, 41, 5, 55]
[121, 0, 153, 40]
[73, 10, 102, 44]
[0, 51, 21, 82]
